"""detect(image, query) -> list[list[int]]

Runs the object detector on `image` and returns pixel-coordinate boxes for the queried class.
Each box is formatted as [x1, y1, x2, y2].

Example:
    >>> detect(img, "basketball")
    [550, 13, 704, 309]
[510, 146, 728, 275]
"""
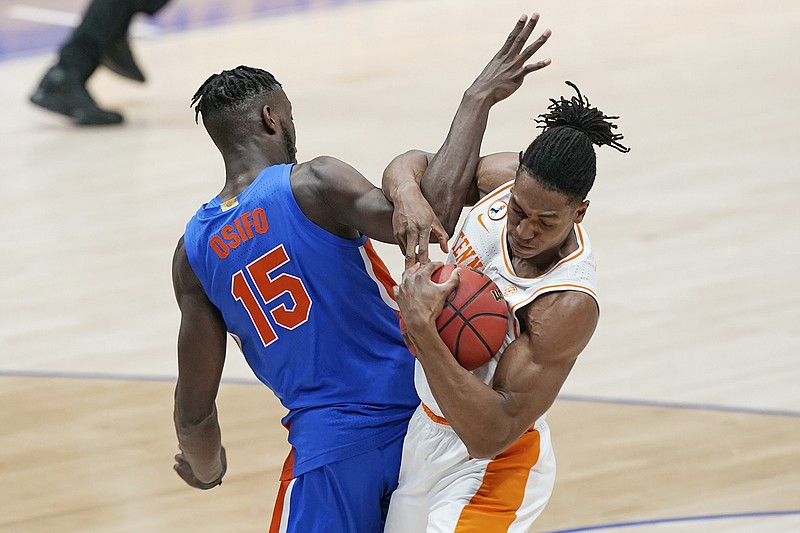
[400, 264, 509, 371]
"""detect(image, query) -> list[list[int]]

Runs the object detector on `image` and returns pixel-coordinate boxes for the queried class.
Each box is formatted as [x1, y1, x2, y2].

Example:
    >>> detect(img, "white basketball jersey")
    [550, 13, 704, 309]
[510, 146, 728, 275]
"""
[415, 180, 599, 419]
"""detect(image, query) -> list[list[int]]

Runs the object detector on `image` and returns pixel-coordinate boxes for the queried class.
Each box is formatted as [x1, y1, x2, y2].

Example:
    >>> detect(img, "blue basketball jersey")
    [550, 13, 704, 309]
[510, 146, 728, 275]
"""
[183, 163, 419, 476]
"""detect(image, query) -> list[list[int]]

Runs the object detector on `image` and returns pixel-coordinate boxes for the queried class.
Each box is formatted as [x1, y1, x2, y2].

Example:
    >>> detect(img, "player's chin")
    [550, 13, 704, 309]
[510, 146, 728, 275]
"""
[508, 238, 538, 258]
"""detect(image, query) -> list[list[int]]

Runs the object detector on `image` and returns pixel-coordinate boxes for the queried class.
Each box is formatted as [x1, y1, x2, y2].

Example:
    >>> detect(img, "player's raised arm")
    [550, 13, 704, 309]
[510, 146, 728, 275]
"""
[422, 13, 550, 231]
[383, 14, 552, 266]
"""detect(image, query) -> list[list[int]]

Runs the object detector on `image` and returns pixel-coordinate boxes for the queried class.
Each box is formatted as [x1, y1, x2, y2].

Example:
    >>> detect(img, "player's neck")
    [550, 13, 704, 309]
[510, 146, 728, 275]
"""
[218, 150, 288, 200]
[510, 231, 578, 278]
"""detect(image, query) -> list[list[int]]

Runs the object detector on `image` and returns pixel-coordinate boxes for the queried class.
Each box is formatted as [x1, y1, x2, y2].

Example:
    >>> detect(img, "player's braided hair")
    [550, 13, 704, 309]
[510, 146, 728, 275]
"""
[521, 81, 629, 201]
[191, 66, 282, 123]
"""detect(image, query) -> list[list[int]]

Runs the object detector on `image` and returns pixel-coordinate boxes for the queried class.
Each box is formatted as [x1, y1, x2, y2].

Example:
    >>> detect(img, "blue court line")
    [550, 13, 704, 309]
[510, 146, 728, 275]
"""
[541, 510, 800, 532]
[0, 0, 381, 61]
[2, 367, 800, 418]
[557, 393, 800, 419]
[0, 368, 255, 386]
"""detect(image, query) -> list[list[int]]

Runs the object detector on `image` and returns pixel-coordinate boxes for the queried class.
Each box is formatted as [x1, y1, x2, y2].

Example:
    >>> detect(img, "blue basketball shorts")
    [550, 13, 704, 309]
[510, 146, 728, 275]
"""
[269, 432, 405, 533]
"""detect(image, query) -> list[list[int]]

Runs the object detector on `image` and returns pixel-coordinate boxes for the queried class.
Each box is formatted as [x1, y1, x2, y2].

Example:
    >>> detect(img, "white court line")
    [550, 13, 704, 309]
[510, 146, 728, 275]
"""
[8, 5, 80, 27]
[8, 5, 161, 38]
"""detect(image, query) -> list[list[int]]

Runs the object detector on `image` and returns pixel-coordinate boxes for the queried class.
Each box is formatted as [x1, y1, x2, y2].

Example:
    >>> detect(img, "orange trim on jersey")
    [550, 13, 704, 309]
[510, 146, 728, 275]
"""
[511, 282, 598, 316]
[508, 281, 597, 353]
[473, 180, 515, 210]
[569, 224, 588, 265]
[363, 239, 398, 300]
[422, 402, 449, 425]
[363, 238, 400, 315]
[501, 224, 588, 280]
[454, 428, 542, 532]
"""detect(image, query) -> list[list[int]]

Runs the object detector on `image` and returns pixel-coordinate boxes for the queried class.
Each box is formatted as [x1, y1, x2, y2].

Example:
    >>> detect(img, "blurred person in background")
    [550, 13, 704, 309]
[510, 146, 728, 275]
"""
[29, 0, 171, 125]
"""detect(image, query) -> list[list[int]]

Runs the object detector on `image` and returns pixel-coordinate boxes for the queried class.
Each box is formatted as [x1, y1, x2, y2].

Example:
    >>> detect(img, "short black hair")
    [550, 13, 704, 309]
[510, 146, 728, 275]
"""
[191, 66, 282, 124]
[521, 81, 629, 201]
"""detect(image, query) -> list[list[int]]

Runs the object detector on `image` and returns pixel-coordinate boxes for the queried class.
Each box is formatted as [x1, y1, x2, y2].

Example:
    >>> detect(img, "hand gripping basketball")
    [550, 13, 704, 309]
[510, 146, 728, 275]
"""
[399, 264, 509, 371]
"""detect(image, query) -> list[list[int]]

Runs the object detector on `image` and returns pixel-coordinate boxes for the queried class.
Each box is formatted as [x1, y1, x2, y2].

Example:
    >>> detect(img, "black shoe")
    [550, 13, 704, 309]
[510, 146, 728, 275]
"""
[30, 66, 124, 126]
[102, 37, 146, 83]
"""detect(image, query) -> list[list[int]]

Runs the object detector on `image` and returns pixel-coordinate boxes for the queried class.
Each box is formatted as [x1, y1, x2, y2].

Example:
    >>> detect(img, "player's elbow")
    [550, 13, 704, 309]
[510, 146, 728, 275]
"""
[465, 445, 494, 460]
[174, 394, 215, 429]
[465, 442, 504, 460]
[463, 420, 523, 459]
[176, 408, 212, 430]
[463, 435, 512, 460]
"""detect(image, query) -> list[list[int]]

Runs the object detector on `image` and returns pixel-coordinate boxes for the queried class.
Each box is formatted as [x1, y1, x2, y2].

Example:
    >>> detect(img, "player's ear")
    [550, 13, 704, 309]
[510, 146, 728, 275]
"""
[261, 105, 277, 134]
[573, 199, 589, 224]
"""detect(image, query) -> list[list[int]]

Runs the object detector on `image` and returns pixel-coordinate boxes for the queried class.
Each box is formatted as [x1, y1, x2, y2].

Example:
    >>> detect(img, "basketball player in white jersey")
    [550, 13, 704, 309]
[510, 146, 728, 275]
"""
[383, 82, 629, 532]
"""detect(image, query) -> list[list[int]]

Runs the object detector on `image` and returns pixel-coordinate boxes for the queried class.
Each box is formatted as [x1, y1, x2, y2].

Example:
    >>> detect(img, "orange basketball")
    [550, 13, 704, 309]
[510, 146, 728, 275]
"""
[400, 264, 509, 371]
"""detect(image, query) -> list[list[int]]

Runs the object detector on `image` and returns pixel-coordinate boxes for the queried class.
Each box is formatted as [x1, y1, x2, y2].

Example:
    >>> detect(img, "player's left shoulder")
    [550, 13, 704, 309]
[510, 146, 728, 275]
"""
[294, 156, 363, 194]
[290, 156, 372, 236]
[530, 289, 598, 320]
[172, 235, 205, 296]
[302, 155, 353, 178]
[517, 290, 599, 363]
[290, 156, 339, 200]
[525, 290, 599, 341]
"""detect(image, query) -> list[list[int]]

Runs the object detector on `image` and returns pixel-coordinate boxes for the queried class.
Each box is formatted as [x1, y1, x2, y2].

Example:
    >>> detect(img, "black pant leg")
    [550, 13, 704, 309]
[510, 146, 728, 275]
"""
[134, 0, 171, 16]
[58, 0, 139, 82]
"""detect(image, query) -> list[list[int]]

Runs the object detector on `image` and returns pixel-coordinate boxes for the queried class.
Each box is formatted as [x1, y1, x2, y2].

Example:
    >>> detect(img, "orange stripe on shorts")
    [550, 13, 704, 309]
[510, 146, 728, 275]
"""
[454, 428, 541, 532]
[269, 478, 290, 533]
[269, 449, 295, 533]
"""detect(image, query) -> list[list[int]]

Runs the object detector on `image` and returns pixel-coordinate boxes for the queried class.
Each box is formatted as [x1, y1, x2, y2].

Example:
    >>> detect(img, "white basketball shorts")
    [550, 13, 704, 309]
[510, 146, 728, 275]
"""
[384, 404, 556, 533]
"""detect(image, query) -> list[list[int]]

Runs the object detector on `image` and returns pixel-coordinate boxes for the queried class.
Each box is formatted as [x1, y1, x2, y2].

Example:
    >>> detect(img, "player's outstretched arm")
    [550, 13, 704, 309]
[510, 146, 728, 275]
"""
[290, 155, 449, 252]
[292, 12, 552, 262]
[171, 238, 227, 489]
[383, 14, 551, 266]
[419, 14, 551, 233]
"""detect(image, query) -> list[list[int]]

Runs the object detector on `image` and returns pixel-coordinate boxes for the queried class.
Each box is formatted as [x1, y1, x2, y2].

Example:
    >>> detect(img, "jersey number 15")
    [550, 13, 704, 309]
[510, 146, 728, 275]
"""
[231, 244, 312, 346]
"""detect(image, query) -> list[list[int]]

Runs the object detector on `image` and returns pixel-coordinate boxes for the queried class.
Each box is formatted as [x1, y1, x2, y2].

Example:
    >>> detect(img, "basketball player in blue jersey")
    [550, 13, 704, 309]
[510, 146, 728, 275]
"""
[170, 14, 552, 533]
[385, 85, 629, 531]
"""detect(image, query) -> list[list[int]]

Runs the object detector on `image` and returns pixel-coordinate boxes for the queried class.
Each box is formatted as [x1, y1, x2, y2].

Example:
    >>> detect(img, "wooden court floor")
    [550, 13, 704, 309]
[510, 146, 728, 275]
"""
[1, 0, 799, 531]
